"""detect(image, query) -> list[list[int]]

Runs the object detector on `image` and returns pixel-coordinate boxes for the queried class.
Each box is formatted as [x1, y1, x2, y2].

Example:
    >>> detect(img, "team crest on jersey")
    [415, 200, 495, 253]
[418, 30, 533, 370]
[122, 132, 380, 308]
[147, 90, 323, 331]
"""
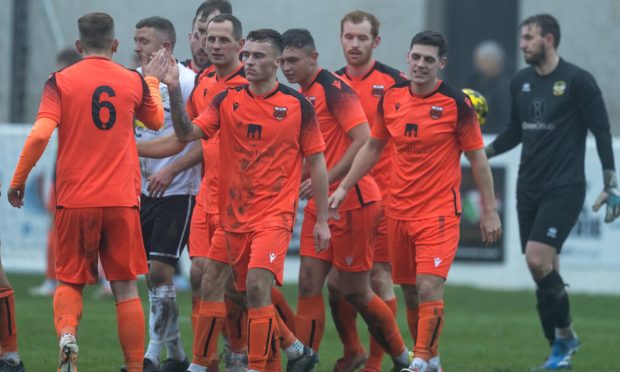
[430, 105, 443, 119]
[233, 102, 240, 111]
[371, 84, 385, 97]
[522, 82, 531, 92]
[553, 81, 566, 96]
[307, 96, 316, 106]
[273, 106, 287, 120]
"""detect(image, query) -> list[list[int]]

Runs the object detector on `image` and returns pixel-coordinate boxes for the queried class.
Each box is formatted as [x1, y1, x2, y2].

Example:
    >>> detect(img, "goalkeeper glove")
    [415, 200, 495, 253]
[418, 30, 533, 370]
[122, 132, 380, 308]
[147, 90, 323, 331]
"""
[592, 169, 620, 223]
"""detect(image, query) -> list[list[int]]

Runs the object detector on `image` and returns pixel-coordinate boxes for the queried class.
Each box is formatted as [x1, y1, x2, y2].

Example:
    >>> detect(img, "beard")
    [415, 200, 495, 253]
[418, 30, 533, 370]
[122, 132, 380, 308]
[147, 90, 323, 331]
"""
[524, 43, 546, 66]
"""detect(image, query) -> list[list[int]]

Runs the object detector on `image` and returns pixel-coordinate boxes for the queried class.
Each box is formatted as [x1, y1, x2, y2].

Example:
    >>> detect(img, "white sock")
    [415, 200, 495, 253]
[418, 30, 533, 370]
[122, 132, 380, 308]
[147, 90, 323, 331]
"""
[285, 339, 304, 359]
[0, 352, 20, 364]
[146, 285, 180, 364]
[187, 363, 207, 372]
[162, 286, 186, 362]
[393, 348, 410, 365]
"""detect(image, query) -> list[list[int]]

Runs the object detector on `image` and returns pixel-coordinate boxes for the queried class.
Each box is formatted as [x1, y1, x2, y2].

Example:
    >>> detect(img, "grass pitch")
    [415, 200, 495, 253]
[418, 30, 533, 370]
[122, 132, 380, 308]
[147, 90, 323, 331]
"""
[9, 274, 620, 371]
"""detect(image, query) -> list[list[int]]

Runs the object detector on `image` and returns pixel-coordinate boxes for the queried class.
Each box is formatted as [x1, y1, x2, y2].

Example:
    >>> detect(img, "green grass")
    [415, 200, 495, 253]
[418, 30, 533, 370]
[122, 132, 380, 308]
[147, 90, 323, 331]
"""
[8, 274, 620, 371]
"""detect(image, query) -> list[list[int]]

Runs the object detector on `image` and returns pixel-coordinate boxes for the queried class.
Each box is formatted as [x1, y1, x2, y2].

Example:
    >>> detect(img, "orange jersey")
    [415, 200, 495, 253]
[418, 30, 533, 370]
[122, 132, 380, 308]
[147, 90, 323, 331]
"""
[336, 61, 407, 197]
[188, 65, 247, 214]
[372, 80, 484, 219]
[194, 83, 325, 232]
[37, 56, 162, 208]
[302, 68, 380, 211]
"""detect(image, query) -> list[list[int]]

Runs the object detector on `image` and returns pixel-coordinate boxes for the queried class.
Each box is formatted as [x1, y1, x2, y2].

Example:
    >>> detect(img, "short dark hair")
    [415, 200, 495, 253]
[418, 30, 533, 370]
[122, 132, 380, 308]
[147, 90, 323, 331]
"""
[520, 13, 561, 48]
[409, 30, 448, 58]
[209, 14, 242, 41]
[56, 48, 82, 68]
[246, 29, 283, 55]
[135, 16, 176, 49]
[340, 10, 380, 39]
[282, 28, 315, 51]
[195, 0, 232, 23]
[78, 12, 115, 51]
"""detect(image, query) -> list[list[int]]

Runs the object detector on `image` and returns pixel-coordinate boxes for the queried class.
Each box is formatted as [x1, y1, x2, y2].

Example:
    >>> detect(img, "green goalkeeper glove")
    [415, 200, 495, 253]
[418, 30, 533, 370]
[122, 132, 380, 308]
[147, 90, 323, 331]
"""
[592, 169, 620, 223]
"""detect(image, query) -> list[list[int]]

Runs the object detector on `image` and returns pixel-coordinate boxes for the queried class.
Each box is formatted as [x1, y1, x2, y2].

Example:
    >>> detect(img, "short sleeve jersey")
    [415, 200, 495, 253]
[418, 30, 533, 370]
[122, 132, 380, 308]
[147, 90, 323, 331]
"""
[37, 56, 157, 208]
[193, 83, 325, 232]
[302, 68, 381, 212]
[336, 61, 407, 198]
[187, 65, 247, 214]
[372, 80, 484, 219]
[508, 58, 612, 190]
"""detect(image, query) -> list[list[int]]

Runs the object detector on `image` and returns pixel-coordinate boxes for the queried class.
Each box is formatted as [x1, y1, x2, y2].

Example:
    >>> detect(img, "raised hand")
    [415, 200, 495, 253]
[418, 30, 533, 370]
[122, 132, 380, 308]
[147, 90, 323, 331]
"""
[142, 48, 168, 81]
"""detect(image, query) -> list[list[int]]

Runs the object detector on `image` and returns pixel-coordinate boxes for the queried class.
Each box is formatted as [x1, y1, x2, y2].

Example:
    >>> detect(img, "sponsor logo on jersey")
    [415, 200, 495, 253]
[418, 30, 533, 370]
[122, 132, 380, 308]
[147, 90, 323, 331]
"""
[269, 253, 276, 263]
[395, 102, 401, 112]
[345, 256, 353, 266]
[522, 82, 531, 92]
[372, 84, 385, 97]
[246, 124, 262, 139]
[553, 81, 566, 96]
[546, 227, 558, 239]
[307, 96, 316, 106]
[233, 102, 240, 111]
[273, 106, 287, 120]
[430, 105, 443, 119]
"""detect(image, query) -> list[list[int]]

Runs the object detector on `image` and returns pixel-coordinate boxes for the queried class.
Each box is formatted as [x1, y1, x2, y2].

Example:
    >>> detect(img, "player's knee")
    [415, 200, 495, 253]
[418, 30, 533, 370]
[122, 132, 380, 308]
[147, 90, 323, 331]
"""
[326, 274, 340, 300]
[245, 279, 270, 307]
[344, 291, 367, 309]
[526, 256, 553, 280]
[189, 259, 204, 295]
[148, 260, 175, 287]
[416, 278, 443, 302]
[298, 270, 321, 298]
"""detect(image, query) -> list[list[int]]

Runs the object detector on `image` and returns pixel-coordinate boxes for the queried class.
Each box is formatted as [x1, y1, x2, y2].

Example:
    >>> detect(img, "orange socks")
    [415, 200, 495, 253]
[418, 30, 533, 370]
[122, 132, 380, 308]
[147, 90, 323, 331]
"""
[53, 284, 83, 337]
[414, 300, 444, 361]
[116, 298, 145, 372]
[274, 306, 296, 349]
[357, 295, 405, 357]
[193, 300, 225, 366]
[0, 288, 17, 353]
[406, 306, 419, 344]
[248, 305, 276, 371]
[295, 295, 325, 352]
[329, 297, 364, 356]
[366, 297, 397, 368]
[225, 298, 247, 354]
[271, 287, 296, 334]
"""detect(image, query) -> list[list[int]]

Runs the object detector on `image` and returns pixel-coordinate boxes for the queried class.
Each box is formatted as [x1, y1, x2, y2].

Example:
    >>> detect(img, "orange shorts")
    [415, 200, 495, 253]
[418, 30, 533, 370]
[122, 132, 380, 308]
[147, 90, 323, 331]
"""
[300, 202, 381, 272]
[188, 201, 228, 263]
[225, 227, 291, 291]
[54, 207, 148, 284]
[373, 213, 391, 263]
[387, 215, 460, 285]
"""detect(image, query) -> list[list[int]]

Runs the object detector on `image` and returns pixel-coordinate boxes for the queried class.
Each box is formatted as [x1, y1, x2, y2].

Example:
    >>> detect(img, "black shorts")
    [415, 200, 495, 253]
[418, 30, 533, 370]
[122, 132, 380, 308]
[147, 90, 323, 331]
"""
[516, 184, 585, 253]
[140, 194, 196, 265]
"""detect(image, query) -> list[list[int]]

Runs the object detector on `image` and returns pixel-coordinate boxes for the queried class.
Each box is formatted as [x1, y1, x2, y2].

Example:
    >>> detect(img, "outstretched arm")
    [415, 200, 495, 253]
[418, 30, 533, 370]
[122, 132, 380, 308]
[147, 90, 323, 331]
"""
[146, 143, 203, 198]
